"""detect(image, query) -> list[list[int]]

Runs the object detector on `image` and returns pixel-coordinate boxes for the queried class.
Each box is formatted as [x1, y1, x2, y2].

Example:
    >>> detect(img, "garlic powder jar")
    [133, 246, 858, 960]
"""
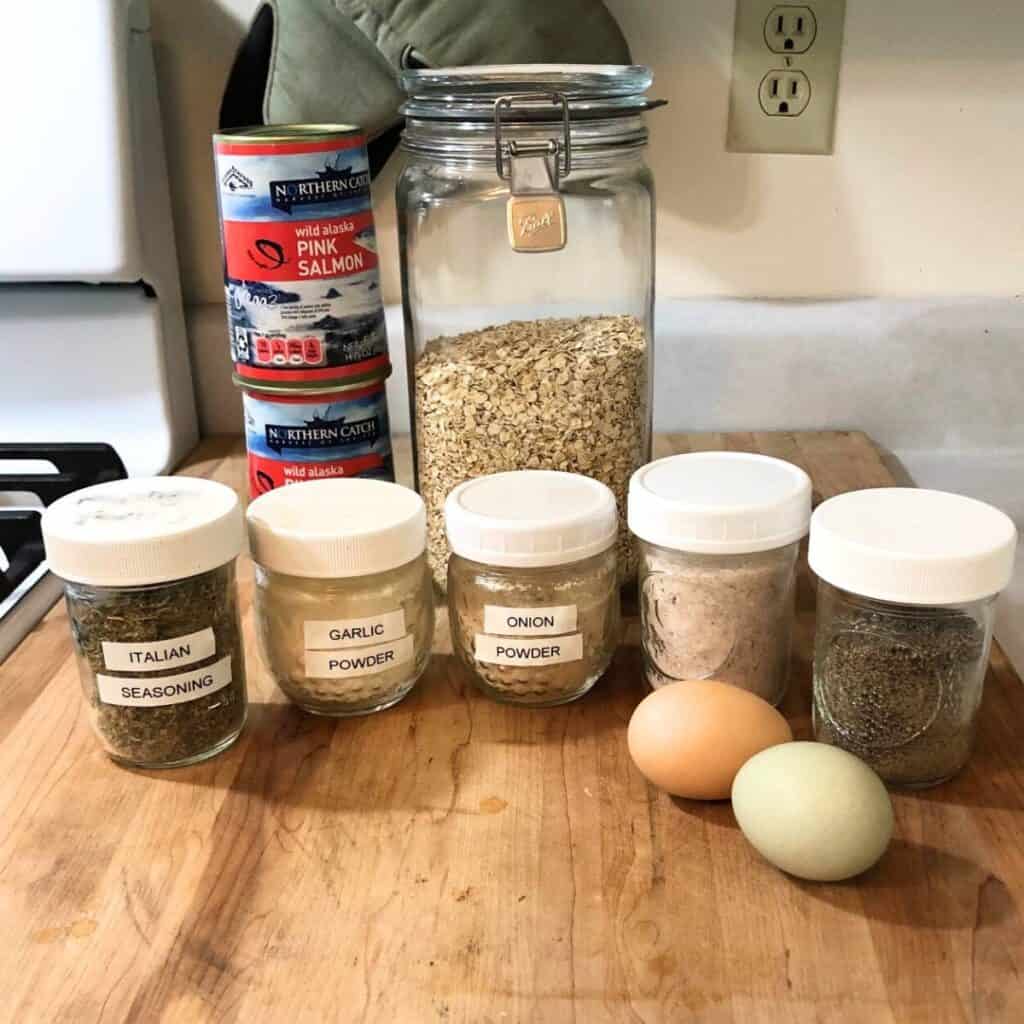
[445, 471, 620, 706]
[629, 452, 812, 705]
[247, 478, 434, 716]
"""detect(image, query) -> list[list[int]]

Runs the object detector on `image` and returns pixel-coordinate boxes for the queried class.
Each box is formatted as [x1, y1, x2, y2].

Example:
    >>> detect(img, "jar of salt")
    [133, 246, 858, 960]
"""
[628, 452, 812, 705]
[809, 487, 1017, 787]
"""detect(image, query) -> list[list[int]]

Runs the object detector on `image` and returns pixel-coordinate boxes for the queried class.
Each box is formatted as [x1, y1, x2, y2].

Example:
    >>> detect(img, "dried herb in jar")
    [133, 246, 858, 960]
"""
[66, 565, 247, 767]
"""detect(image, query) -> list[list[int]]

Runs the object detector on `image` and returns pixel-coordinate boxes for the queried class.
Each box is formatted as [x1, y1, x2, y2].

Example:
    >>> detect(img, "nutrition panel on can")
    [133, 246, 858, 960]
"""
[243, 383, 394, 495]
[214, 128, 389, 386]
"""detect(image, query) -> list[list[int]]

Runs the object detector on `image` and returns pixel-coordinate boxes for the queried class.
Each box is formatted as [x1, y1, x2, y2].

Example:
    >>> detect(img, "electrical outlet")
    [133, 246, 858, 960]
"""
[759, 70, 810, 116]
[727, 0, 845, 155]
[764, 5, 816, 53]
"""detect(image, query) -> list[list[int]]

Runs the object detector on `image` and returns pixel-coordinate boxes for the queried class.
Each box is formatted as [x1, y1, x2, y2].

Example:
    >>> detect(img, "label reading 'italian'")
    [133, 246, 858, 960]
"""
[101, 628, 216, 673]
[96, 654, 233, 708]
[482, 604, 578, 637]
[304, 610, 406, 650]
[474, 633, 584, 667]
[305, 635, 415, 678]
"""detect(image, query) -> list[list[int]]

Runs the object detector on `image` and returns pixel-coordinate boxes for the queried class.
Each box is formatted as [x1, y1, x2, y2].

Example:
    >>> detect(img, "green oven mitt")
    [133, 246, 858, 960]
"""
[220, 0, 631, 176]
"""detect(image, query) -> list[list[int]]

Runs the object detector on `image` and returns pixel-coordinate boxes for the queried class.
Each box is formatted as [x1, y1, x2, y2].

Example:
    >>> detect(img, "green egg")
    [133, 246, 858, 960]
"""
[732, 741, 894, 882]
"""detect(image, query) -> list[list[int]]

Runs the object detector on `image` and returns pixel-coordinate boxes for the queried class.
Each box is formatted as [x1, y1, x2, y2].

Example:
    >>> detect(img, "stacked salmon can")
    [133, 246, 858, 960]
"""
[213, 124, 394, 495]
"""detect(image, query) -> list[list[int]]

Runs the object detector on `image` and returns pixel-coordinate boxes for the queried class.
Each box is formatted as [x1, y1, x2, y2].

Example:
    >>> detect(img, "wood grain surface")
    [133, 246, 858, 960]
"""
[1, 432, 1022, 1023]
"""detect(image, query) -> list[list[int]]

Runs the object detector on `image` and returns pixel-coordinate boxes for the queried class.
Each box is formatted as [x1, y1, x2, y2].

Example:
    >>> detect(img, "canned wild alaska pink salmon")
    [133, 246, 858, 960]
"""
[242, 380, 394, 497]
[214, 124, 390, 388]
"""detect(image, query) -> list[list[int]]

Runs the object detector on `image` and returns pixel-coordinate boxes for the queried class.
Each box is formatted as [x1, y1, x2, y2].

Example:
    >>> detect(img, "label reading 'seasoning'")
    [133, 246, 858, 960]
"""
[96, 654, 233, 708]
[101, 628, 216, 673]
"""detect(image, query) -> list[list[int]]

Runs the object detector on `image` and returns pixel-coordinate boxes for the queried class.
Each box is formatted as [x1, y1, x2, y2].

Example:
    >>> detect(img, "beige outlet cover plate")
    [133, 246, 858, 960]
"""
[727, 0, 846, 155]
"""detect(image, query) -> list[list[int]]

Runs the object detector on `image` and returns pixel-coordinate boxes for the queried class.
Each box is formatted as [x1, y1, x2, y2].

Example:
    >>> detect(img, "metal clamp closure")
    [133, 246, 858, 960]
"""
[494, 92, 572, 183]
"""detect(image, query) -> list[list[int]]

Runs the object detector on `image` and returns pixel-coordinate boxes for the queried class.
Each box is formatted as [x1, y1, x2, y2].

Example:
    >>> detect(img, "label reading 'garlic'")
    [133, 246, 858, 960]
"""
[304, 609, 406, 650]
[482, 604, 577, 637]
[474, 633, 584, 667]
[305, 635, 415, 678]
[96, 654, 233, 708]
[101, 627, 216, 673]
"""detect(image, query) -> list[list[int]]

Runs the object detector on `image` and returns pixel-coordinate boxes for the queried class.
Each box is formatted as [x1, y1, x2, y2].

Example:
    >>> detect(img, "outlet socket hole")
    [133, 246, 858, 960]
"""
[779, 101, 789, 113]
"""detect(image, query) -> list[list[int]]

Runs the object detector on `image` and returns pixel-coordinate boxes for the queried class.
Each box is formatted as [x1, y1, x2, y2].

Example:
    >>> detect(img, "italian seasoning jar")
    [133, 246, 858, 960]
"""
[628, 453, 812, 705]
[40, 478, 247, 768]
[247, 478, 433, 715]
[810, 488, 1017, 787]
[398, 65, 658, 589]
[445, 470, 620, 706]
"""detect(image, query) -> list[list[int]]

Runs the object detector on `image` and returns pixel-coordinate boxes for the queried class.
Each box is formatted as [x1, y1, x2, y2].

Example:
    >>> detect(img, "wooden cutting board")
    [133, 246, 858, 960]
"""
[1, 432, 1022, 1023]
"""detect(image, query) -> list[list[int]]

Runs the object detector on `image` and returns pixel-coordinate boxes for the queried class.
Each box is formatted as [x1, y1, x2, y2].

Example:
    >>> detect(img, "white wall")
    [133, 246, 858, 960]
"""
[152, 0, 1024, 312]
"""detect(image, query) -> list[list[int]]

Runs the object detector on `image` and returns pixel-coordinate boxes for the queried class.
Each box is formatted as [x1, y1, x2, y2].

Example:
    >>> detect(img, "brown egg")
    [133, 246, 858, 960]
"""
[627, 680, 793, 800]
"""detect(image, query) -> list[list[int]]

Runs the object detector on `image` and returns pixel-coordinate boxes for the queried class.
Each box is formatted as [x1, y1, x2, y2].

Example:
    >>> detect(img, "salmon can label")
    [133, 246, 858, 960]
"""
[243, 382, 394, 496]
[214, 129, 389, 386]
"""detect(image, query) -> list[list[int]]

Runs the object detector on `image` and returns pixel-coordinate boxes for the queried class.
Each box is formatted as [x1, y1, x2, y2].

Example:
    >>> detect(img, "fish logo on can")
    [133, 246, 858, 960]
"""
[243, 380, 395, 496]
[213, 125, 390, 388]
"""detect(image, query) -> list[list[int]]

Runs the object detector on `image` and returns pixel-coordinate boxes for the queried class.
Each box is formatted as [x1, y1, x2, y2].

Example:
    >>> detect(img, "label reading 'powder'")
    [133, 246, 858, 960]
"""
[474, 633, 584, 667]
[96, 654, 233, 708]
[482, 604, 577, 637]
[304, 609, 406, 650]
[101, 628, 216, 673]
[305, 635, 415, 678]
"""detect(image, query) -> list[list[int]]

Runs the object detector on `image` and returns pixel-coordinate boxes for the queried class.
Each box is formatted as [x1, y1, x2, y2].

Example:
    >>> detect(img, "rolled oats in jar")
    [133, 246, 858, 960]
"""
[445, 470, 621, 706]
[247, 478, 434, 716]
[629, 452, 812, 705]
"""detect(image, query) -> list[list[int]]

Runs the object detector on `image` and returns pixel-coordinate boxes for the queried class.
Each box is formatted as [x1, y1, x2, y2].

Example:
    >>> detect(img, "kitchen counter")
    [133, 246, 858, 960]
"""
[2, 432, 1023, 1022]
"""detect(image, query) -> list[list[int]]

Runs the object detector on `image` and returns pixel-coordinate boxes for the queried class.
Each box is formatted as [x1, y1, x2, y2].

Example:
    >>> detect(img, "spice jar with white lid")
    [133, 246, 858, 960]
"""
[41, 477, 247, 769]
[809, 487, 1017, 787]
[247, 478, 434, 716]
[628, 452, 812, 705]
[445, 470, 620, 706]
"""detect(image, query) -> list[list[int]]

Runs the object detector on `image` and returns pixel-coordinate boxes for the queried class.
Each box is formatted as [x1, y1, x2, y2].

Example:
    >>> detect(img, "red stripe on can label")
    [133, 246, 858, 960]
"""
[215, 136, 365, 157]
[235, 353, 390, 383]
[222, 212, 378, 282]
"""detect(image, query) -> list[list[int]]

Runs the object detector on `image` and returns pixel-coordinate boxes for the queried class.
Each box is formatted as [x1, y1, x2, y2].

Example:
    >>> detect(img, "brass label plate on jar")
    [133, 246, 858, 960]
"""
[506, 195, 567, 252]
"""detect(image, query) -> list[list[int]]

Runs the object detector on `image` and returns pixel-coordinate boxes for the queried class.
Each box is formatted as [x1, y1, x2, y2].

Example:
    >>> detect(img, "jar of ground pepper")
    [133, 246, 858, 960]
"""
[247, 478, 434, 715]
[810, 487, 1017, 787]
[41, 477, 247, 768]
[445, 470, 620, 706]
[628, 452, 812, 705]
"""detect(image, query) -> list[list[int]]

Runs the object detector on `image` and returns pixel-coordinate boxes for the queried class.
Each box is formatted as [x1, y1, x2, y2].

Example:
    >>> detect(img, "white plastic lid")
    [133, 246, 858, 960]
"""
[41, 477, 243, 587]
[246, 478, 426, 578]
[444, 470, 617, 568]
[809, 487, 1017, 605]
[627, 452, 812, 554]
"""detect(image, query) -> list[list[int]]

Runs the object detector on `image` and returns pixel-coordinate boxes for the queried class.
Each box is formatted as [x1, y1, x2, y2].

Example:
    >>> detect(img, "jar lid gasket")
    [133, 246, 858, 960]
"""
[401, 64, 655, 122]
